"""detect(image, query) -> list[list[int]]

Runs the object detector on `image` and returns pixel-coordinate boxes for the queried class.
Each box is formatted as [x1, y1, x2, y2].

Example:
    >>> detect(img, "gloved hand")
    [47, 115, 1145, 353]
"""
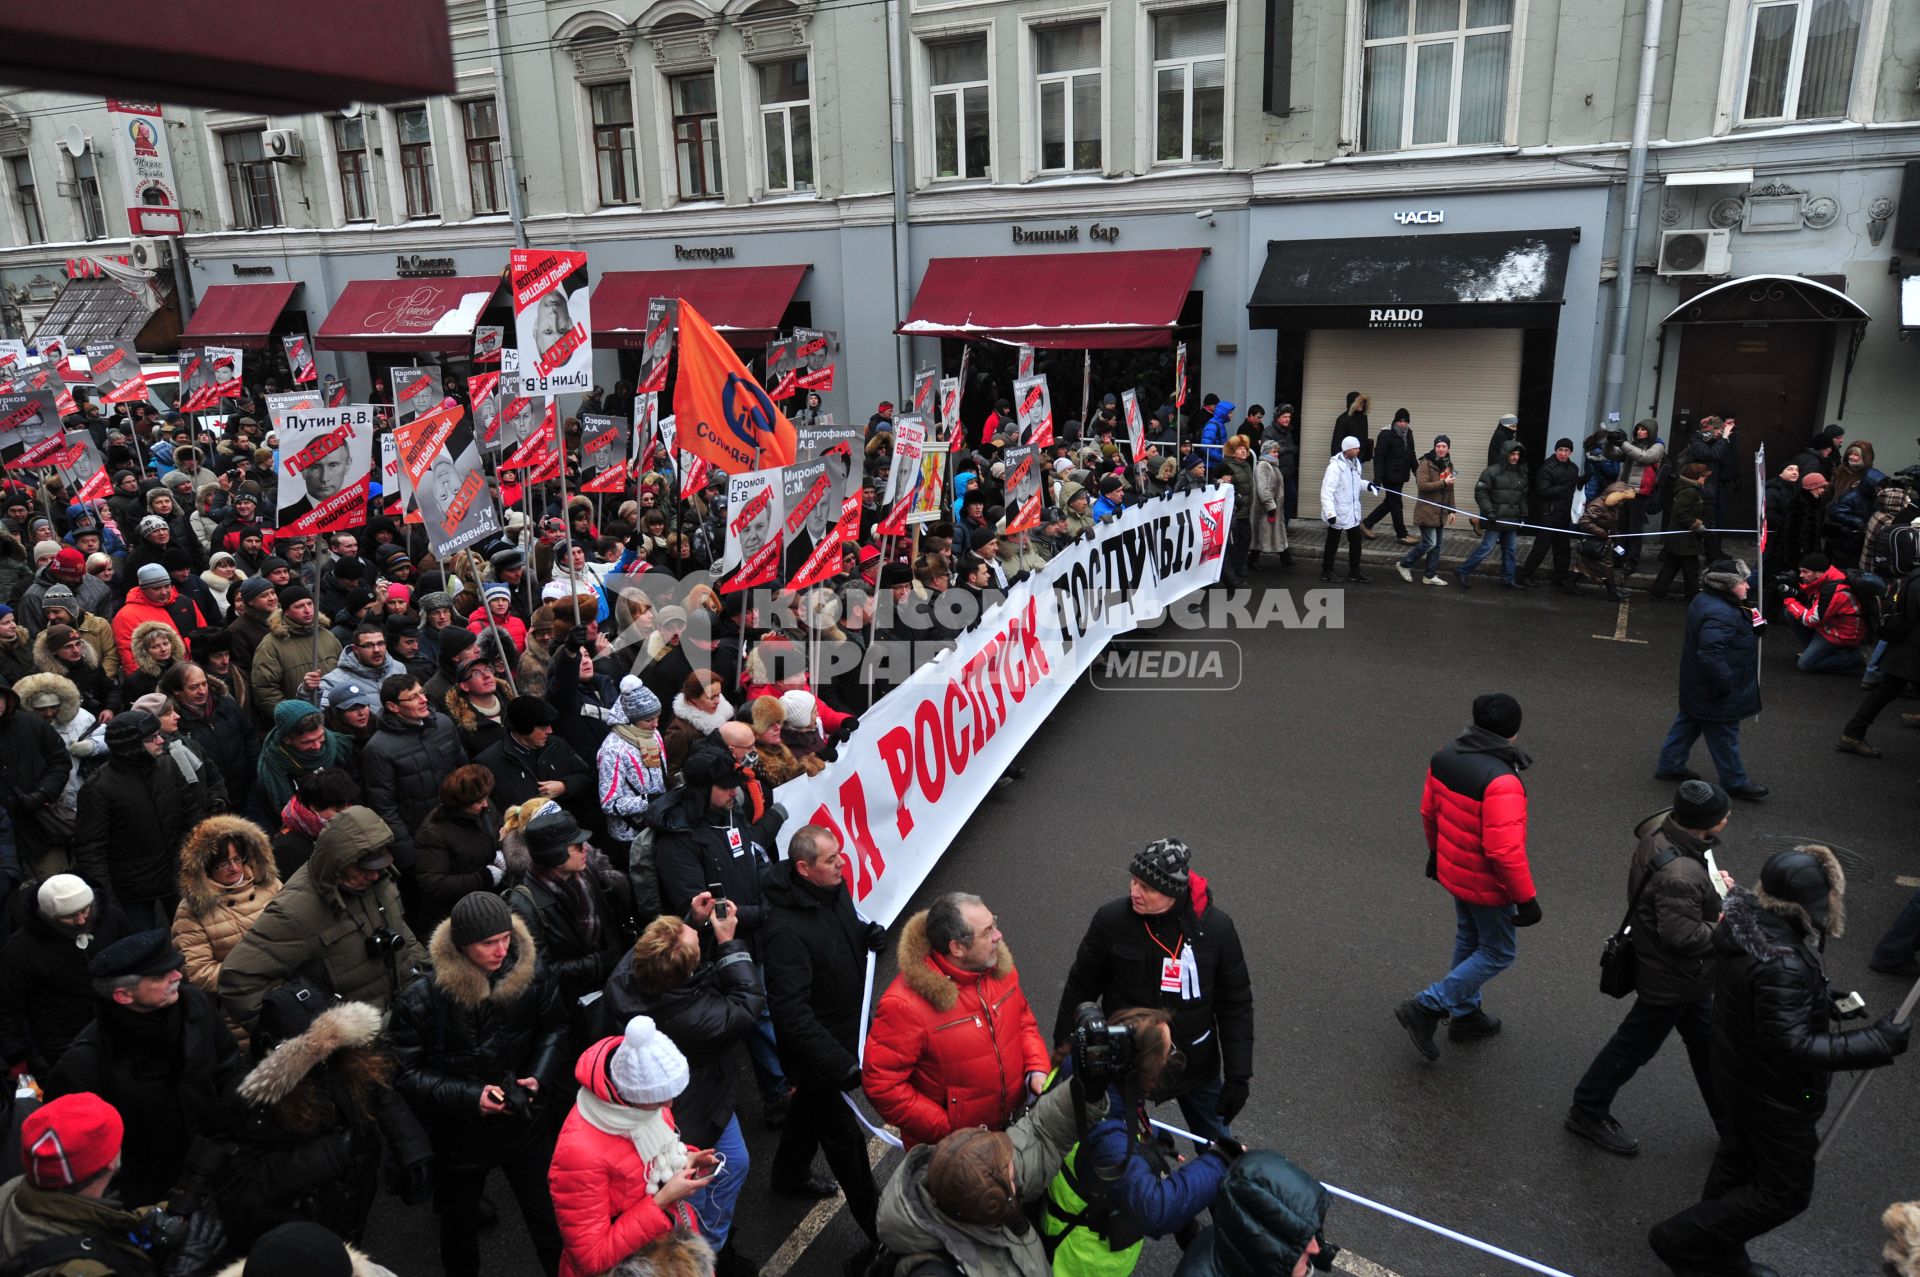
[832, 716, 861, 744]
[1206, 1136, 1247, 1164]
[864, 921, 888, 953]
[397, 1157, 435, 1206]
[840, 1065, 864, 1092]
[159, 1206, 226, 1277]
[1325, 516, 1337, 527]
[1425, 850, 1438, 881]
[1215, 1078, 1249, 1123]
[1873, 1015, 1912, 1057]
[1513, 898, 1544, 928]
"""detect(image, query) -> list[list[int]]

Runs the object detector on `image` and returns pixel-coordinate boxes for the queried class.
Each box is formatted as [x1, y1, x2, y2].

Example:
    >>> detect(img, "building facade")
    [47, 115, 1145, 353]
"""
[2, 0, 1917, 515]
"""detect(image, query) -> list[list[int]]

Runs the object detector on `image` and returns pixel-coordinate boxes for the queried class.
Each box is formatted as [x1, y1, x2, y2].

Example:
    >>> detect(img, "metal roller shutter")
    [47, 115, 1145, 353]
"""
[1298, 328, 1524, 522]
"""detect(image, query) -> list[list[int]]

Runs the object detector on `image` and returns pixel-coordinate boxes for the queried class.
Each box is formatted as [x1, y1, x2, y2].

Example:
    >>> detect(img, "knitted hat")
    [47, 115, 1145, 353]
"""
[238, 576, 276, 603]
[750, 695, 786, 736]
[609, 1015, 691, 1106]
[1672, 779, 1731, 830]
[618, 675, 660, 723]
[524, 804, 585, 867]
[31, 539, 60, 564]
[1800, 552, 1830, 572]
[483, 581, 511, 602]
[926, 1127, 1023, 1230]
[135, 562, 169, 587]
[1554, 437, 1575, 451]
[418, 590, 455, 613]
[241, 1223, 354, 1277]
[333, 556, 367, 581]
[43, 623, 78, 649]
[1130, 837, 1191, 899]
[1433, 435, 1452, 447]
[105, 709, 161, 755]
[1392, 408, 1411, 425]
[130, 693, 170, 718]
[507, 695, 557, 733]
[1471, 692, 1523, 738]
[50, 546, 85, 578]
[1339, 436, 1360, 453]
[1701, 559, 1750, 595]
[37, 874, 94, 918]
[1498, 414, 1519, 427]
[682, 748, 747, 791]
[779, 689, 818, 729]
[41, 584, 76, 612]
[137, 514, 168, 537]
[449, 892, 514, 948]
[21, 1093, 123, 1189]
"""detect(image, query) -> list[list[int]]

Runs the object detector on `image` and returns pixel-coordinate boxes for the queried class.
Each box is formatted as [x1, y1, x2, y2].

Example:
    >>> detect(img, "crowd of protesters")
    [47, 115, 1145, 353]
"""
[0, 370, 1912, 1277]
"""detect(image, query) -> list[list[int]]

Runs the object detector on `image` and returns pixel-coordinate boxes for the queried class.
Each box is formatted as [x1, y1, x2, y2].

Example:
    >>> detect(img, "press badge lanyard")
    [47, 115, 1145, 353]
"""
[1144, 923, 1200, 1001]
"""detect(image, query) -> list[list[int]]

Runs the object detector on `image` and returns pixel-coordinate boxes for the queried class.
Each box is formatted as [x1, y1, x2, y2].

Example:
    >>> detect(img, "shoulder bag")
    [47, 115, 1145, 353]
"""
[1599, 847, 1679, 999]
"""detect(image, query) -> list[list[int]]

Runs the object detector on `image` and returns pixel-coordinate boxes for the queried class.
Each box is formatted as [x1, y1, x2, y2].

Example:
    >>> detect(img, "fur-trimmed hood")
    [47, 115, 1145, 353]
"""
[212, 1242, 399, 1277]
[427, 913, 539, 1009]
[10, 670, 79, 724]
[130, 619, 186, 676]
[268, 606, 334, 638]
[894, 909, 1017, 1013]
[442, 685, 501, 735]
[32, 627, 100, 674]
[604, 1230, 715, 1277]
[669, 692, 733, 737]
[1755, 842, 1847, 938]
[178, 814, 282, 918]
[1886, 1201, 1920, 1277]
[1719, 846, 1847, 963]
[238, 1000, 383, 1106]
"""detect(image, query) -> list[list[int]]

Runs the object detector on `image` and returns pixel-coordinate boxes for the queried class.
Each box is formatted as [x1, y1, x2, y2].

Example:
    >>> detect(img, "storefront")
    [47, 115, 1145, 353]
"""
[312, 271, 509, 395]
[591, 262, 812, 385]
[179, 281, 310, 386]
[1244, 185, 1609, 519]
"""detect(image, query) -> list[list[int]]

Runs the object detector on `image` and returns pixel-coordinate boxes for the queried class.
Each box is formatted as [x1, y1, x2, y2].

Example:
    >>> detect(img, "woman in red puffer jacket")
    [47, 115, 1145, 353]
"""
[549, 1016, 719, 1277]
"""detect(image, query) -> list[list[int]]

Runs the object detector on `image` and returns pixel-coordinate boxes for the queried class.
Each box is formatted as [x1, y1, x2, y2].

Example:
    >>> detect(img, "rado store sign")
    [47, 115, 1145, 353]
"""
[1367, 308, 1425, 328]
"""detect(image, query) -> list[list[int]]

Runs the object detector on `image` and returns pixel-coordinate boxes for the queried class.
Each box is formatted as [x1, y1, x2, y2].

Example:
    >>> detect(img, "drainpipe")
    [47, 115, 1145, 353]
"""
[486, 0, 530, 249]
[885, 0, 912, 395]
[1601, 0, 1663, 423]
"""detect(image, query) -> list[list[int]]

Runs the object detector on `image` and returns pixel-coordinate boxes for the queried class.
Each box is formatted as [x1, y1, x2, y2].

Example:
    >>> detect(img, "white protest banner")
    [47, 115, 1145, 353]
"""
[275, 403, 375, 535]
[1013, 374, 1053, 448]
[1174, 341, 1188, 410]
[794, 328, 835, 393]
[206, 347, 244, 401]
[472, 324, 504, 365]
[396, 402, 500, 556]
[468, 372, 503, 449]
[0, 385, 63, 469]
[1122, 388, 1146, 459]
[105, 101, 184, 235]
[579, 412, 631, 494]
[773, 485, 1236, 924]
[87, 342, 149, 406]
[510, 248, 592, 395]
[0, 341, 27, 372]
[797, 418, 861, 504]
[56, 431, 110, 502]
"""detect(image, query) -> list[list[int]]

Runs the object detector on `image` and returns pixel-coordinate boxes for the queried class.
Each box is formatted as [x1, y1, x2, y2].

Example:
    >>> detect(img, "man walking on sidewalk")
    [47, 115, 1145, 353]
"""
[1394, 693, 1541, 1061]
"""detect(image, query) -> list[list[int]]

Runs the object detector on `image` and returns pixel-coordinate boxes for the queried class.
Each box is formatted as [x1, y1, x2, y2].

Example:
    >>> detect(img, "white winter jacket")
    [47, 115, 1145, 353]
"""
[1320, 451, 1365, 530]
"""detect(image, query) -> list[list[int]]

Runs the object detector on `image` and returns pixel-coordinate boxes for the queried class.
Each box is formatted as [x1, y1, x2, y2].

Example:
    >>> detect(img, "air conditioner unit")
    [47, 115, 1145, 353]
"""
[1658, 228, 1732, 278]
[262, 129, 307, 162]
[129, 237, 168, 271]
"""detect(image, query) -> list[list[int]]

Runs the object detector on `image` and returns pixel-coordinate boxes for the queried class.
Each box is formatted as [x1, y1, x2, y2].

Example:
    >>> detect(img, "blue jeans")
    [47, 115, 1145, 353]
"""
[1786, 616, 1865, 673]
[1416, 898, 1518, 1018]
[1458, 528, 1517, 581]
[746, 965, 787, 1103]
[689, 1115, 749, 1247]
[1863, 639, 1889, 683]
[1171, 1072, 1231, 1145]
[1871, 885, 1920, 970]
[1400, 527, 1444, 577]
[1657, 712, 1752, 789]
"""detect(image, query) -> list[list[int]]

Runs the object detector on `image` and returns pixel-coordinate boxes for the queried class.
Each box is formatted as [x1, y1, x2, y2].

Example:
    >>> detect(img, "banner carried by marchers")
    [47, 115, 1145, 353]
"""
[1012, 374, 1053, 448]
[638, 299, 677, 396]
[772, 485, 1234, 924]
[86, 342, 149, 406]
[468, 372, 503, 448]
[498, 400, 558, 474]
[1121, 389, 1145, 459]
[56, 431, 110, 501]
[675, 299, 797, 474]
[395, 402, 499, 556]
[910, 367, 936, 419]
[472, 324, 504, 365]
[722, 468, 783, 590]
[283, 334, 318, 385]
[938, 377, 961, 442]
[794, 328, 834, 393]
[276, 403, 375, 535]
[1001, 443, 1040, 533]
[579, 412, 630, 494]
[511, 248, 592, 396]
[781, 458, 840, 591]
[766, 336, 798, 400]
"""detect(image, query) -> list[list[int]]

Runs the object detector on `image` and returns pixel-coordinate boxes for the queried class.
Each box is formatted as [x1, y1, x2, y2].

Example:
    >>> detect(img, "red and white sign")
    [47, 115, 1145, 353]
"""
[1121, 388, 1146, 459]
[283, 334, 317, 385]
[106, 101, 185, 236]
[510, 248, 592, 395]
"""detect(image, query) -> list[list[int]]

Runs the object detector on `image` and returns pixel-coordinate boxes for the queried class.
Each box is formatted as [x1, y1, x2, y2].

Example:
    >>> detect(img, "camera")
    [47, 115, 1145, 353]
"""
[134, 1137, 228, 1254]
[365, 928, 406, 958]
[1070, 1003, 1134, 1086]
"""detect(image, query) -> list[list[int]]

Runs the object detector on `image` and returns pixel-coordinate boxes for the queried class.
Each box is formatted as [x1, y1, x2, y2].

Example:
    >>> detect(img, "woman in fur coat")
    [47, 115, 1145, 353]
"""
[662, 672, 733, 779]
[172, 814, 283, 1046]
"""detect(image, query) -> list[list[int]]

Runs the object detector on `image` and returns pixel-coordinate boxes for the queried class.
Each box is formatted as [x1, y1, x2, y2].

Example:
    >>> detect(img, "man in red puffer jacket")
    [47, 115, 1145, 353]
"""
[863, 893, 1051, 1149]
[1781, 552, 1867, 674]
[1393, 693, 1541, 1062]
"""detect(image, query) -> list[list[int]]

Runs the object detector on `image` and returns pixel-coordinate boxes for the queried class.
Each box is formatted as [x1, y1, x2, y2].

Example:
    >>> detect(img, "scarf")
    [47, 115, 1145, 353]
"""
[281, 793, 329, 840]
[670, 693, 734, 737]
[573, 1090, 688, 1193]
[614, 721, 663, 762]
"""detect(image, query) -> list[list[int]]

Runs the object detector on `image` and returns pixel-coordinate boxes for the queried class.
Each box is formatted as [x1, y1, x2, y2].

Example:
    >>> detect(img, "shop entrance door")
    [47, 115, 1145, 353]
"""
[1670, 323, 1829, 530]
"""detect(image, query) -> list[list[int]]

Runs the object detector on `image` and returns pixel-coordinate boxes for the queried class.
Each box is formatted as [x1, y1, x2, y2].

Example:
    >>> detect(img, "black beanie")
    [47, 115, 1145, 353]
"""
[242, 1223, 352, 1277]
[1554, 438, 1574, 452]
[1392, 408, 1411, 425]
[449, 892, 514, 948]
[1671, 779, 1730, 830]
[1433, 434, 1452, 447]
[1471, 692, 1522, 738]
[1130, 838, 1191, 899]
[1799, 552, 1830, 572]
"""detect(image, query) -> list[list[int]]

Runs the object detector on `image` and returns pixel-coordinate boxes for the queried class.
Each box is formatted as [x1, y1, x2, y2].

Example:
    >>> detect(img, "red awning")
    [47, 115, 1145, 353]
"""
[899, 249, 1205, 349]
[592, 265, 810, 347]
[181, 282, 299, 348]
[315, 276, 501, 352]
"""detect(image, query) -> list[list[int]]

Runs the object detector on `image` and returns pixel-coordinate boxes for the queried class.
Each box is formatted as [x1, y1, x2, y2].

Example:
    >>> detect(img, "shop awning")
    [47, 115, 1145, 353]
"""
[592, 265, 810, 347]
[1659, 274, 1869, 326]
[31, 276, 164, 348]
[1247, 230, 1577, 330]
[899, 249, 1205, 349]
[315, 276, 501, 352]
[182, 282, 300, 348]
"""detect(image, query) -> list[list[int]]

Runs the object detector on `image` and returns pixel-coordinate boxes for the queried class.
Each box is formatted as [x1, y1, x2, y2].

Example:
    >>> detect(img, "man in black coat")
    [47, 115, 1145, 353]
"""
[1656, 560, 1768, 800]
[0, 875, 126, 1076]
[1518, 437, 1583, 588]
[1054, 838, 1255, 1145]
[1649, 847, 1908, 1275]
[361, 674, 468, 872]
[1566, 781, 1735, 1157]
[72, 709, 207, 932]
[161, 660, 258, 812]
[46, 930, 246, 1207]
[0, 680, 73, 899]
[1363, 408, 1417, 540]
[762, 824, 887, 1243]
[475, 695, 592, 817]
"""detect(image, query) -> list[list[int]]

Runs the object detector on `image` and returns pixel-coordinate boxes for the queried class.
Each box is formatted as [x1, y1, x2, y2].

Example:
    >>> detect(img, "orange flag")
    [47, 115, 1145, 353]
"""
[672, 299, 796, 473]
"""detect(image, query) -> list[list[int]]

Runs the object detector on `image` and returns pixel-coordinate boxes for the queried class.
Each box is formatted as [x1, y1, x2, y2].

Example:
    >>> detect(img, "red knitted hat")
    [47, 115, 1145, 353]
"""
[22, 1093, 123, 1188]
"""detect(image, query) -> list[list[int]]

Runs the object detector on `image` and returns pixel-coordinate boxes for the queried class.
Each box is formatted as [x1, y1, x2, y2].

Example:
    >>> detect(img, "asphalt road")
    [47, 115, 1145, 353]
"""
[361, 566, 1919, 1277]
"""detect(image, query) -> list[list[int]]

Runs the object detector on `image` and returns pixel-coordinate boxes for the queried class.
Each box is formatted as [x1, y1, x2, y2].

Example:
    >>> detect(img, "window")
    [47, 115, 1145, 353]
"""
[1035, 22, 1101, 172]
[7, 156, 43, 243]
[68, 152, 107, 240]
[1153, 7, 1226, 163]
[590, 84, 639, 205]
[395, 106, 436, 219]
[1359, 0, 1513, 152]
[334, 116, 372, 222]
[758, 57, 813, 192]
[929, 37, 990, 180]
[462, 99, 506, 213]
[221, 130, 281, 229]
[1740, 0, 1862, 123]
[671, 73, 722, 200]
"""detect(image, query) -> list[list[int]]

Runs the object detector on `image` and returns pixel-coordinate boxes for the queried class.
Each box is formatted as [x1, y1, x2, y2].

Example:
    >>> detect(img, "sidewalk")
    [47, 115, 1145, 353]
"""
[1284, 523, 1758, 590]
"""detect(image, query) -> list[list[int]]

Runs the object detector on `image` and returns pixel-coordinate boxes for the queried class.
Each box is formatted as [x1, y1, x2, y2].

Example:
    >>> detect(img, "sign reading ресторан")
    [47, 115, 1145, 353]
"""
[673, 244, 736, 261]
[1011, 223, 1122, 245]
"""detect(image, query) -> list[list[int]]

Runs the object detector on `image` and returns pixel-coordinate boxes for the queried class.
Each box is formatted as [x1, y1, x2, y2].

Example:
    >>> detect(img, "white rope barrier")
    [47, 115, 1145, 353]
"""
[1357, 482, 1755, 541]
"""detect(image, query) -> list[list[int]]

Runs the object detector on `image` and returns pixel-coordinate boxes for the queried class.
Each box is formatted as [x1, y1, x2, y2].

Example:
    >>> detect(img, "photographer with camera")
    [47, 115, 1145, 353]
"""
[1041, 1006, 1232, 1275]
[219, 808, 425, 1031]
[0, 1093, 227, 1277]
[388, 892, 567, 1277]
